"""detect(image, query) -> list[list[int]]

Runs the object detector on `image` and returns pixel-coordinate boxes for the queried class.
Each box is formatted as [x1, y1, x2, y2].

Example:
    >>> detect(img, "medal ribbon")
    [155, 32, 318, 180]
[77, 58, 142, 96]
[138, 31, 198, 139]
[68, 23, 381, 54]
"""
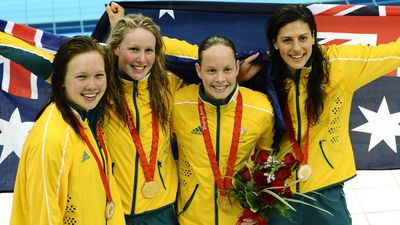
[198, 91, 243, 196]
[123, 99, 159, 182]
[75, 119, 112, 204]
[284, 103, 310, 165]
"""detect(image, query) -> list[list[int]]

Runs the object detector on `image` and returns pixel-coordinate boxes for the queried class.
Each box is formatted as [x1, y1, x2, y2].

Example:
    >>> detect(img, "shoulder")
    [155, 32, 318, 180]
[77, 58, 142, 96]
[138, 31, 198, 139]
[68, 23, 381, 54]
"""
[33, 103, 75, 141]
[167, 70, 183, 86]
[24, 105, 75, 161]
[238, 86, 274, 116]
[174, 84, 199, 102]
[167, 70, 180, 82]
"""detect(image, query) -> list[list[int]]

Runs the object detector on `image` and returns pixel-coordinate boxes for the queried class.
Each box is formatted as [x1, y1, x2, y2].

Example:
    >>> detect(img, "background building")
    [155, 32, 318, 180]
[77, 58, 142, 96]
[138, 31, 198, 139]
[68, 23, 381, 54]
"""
[1, 0, 399, 36]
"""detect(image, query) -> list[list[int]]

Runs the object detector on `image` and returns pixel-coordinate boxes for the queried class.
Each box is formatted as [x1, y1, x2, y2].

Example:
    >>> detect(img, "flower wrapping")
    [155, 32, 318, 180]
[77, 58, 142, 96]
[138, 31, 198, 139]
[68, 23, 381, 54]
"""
[231, 150, 297, 225]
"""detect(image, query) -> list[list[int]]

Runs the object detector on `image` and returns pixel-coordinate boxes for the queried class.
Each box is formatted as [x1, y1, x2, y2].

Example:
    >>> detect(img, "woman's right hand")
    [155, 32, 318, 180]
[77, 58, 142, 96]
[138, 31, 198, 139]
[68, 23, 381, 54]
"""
[105, 2, 125, 27]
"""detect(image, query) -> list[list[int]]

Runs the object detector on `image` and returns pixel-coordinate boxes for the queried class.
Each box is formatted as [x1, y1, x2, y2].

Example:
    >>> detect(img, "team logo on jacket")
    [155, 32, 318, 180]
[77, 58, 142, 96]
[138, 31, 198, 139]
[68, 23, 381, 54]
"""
[239, 128, 247, 143]
[81, 151, 90, 163]
[191, 126, 203, 135]
[190, 126, 247, 138]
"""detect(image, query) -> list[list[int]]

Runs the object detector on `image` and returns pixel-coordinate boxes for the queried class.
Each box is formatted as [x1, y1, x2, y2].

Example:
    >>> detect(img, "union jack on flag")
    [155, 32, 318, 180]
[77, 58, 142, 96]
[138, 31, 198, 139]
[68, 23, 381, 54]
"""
[0, 19, 65, 99]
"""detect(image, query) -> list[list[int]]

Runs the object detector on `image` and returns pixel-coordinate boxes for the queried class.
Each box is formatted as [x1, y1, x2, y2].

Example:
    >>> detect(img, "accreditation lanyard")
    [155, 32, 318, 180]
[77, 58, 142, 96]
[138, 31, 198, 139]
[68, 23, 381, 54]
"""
[198, 91, 243, 196]
[123, 99, 159, 182]
[76, 119, 112, 204]
[284, 103, 310, 165]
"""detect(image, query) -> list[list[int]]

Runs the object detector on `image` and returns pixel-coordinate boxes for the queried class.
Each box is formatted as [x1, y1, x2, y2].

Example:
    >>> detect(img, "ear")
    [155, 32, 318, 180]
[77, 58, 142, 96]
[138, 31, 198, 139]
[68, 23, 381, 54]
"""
[272, 40, 278, 50]
[195, 63, 202, 80]
[312, 31, 316, 45]
[113, 46, 120, 56]
[235, 59, 240, 77]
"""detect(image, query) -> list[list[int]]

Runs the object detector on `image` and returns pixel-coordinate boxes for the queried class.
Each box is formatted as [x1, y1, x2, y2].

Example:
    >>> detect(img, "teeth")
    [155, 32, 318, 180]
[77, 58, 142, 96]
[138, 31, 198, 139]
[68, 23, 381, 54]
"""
[291, 55, 303, 59]
[83, 93, 97, 98]
[214, 86, 227, 90]
[133, 65, 145, 71]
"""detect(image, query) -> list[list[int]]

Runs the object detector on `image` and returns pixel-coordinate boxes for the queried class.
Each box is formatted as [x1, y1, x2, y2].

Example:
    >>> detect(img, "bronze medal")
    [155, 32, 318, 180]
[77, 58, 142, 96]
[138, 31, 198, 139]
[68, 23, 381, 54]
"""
[217, 195, 232, 212]
[142, 181, 160, 199]
[298, 164, 312, 181]
[105, 201, 115, 220]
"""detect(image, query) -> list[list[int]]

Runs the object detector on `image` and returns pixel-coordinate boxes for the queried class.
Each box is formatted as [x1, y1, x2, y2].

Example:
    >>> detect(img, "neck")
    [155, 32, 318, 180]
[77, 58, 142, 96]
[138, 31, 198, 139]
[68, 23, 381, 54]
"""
[199, 83, 238, 106]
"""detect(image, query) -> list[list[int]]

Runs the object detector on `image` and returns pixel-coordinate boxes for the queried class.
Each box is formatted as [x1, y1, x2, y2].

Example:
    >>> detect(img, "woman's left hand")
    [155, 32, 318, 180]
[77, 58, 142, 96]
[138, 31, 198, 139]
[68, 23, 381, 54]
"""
[105, 2, 125, 27]
[238, 52, 262, 83]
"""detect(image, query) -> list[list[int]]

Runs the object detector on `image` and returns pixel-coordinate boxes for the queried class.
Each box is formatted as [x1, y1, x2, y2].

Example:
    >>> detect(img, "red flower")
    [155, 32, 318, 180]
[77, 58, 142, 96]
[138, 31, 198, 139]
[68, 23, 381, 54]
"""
[270, 180, 285, 193]
[253, 171, 269, 188]
[252, 150, 269, 166]
[261, 192, 277, 205]
[282, 153, 297, 168]
[282, 187, 293, 198]
[237, 209, 269, 225]
[275, 167, 292, 180]
[241, 167, 252, 181]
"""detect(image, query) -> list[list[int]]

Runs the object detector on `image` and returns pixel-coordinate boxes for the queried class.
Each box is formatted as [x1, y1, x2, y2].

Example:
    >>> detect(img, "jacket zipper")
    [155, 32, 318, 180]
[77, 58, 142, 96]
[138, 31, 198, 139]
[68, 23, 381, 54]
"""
[294, 70, 302, 193]
[215, 105, 221, 225]
[131, 82, 140, 215]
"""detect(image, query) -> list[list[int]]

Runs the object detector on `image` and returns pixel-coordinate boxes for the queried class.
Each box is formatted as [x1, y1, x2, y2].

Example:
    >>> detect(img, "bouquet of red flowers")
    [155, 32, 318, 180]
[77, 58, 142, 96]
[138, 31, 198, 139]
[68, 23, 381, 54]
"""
[231, 150, 297, 225]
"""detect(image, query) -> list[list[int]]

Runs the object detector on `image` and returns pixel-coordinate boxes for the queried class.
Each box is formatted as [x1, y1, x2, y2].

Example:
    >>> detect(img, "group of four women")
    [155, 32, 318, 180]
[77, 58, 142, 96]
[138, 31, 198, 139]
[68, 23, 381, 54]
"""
[10, 2, 400, 225]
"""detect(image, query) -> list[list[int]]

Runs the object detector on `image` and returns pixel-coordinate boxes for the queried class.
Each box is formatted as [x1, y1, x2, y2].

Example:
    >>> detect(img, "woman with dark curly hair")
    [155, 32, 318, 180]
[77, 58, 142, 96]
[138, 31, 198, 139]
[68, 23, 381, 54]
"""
[258, 4, 400, 225]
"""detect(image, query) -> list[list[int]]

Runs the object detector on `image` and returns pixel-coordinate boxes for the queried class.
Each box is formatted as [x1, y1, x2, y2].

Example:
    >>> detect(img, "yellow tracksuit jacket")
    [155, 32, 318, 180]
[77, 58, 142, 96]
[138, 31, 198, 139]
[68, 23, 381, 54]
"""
[283, 38, 400, 193]
[172, 84, 275, 225]
[104, 72, 183, 215]
[10, 103, 124, 225]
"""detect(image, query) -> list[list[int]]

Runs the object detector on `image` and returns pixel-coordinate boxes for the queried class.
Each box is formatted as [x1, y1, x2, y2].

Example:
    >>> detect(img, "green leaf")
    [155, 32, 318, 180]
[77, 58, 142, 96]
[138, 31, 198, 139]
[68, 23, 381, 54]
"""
[285, 198, 333, 216]
[261, 189, 296, 211]
[245, 191, 260, 213]
[232, 177, 247, 192]
[246, 180, 255, 191]
[292, 192, 317, 201]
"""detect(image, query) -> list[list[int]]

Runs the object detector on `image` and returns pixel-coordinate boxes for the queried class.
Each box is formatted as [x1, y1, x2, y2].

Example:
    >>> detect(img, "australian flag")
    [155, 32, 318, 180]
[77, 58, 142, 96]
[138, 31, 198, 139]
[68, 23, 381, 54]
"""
[0, 20, 66, 192]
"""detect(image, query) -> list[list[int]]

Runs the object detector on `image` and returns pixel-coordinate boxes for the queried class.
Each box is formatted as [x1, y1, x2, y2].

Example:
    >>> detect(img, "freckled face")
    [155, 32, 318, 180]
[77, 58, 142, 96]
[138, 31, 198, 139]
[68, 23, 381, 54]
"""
[64, 51, 106, 112]
[113, 27, 156, 80]
[273, 20, 315, 75]
[196, 44, 239, 101]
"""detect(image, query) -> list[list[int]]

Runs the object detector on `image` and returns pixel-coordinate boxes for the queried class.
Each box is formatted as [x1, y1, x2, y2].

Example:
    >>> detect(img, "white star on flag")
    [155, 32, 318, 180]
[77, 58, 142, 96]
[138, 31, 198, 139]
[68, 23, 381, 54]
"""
[0, 108, 34, 164]
[352, 97, 400, 153]
[159, 9, 175, 19]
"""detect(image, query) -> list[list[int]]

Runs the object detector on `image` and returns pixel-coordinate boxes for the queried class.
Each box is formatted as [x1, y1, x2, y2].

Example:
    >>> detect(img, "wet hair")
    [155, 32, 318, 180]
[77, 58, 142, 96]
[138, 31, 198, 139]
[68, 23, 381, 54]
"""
[49, 35, 123, 137]
[266, 4, 329, 125]
[197, 35, 237, 64]
[107, 14, 171, 131]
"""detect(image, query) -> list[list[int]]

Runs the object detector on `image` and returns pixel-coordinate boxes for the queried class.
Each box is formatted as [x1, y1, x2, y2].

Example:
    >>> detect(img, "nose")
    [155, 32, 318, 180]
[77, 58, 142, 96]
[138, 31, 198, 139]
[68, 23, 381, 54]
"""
[86, 77, 97, 89]
[292, 40, 302, 51]
[214, 71, 225, 82]
[137, 51, 146, 62]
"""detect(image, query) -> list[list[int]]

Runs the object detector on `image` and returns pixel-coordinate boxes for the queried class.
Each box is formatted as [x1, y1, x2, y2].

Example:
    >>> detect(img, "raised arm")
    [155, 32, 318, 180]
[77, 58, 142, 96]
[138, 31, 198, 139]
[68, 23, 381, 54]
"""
[105, 2, 125, 27]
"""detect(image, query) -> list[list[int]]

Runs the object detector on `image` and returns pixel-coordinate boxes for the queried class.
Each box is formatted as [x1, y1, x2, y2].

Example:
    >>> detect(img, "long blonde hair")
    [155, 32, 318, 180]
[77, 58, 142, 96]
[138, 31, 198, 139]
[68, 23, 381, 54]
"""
[107, 14, 171, 131]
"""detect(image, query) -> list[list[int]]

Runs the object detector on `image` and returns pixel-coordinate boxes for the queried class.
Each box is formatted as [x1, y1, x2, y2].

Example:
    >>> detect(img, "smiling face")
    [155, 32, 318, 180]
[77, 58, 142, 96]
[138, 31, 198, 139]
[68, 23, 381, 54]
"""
[273, 20, 315, 75]
[196, 44, 239, 101]
[113, 27, 156, 80]
[63, 51, 106, 112]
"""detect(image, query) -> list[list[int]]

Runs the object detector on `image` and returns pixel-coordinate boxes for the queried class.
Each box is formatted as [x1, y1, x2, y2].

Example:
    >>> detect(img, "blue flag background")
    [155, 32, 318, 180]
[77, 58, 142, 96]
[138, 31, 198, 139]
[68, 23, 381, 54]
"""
[0, 20, 60, 192]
